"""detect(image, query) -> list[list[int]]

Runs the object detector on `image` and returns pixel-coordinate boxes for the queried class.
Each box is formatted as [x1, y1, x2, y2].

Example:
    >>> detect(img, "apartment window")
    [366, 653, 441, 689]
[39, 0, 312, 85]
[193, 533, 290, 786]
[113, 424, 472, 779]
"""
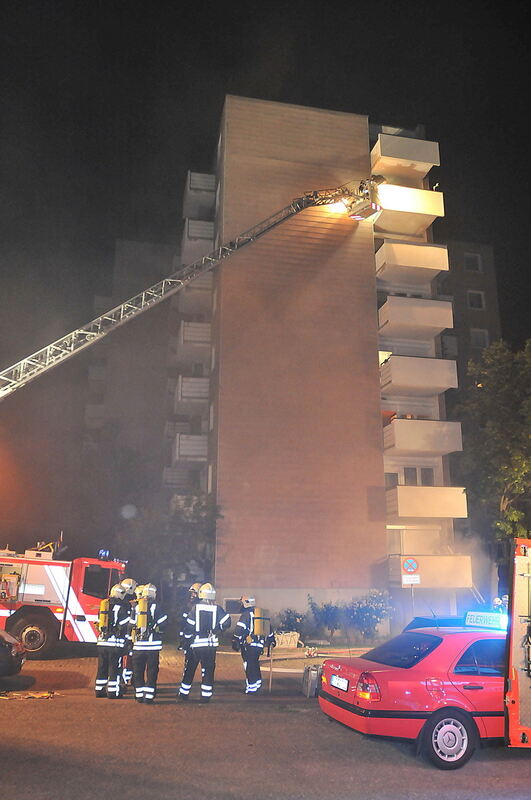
[385, 472, 399, 489]
[464, 252, 483, 272]
[470, 328, 490, 348]
[404, 467, 418, 486]
[420, 468, 435, 486]
[467, 290, 485, 310]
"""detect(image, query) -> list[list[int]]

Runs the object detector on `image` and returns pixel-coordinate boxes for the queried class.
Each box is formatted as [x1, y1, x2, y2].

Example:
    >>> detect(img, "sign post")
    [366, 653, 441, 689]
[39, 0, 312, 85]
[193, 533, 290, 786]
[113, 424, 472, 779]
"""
[401, 557, 421, 615]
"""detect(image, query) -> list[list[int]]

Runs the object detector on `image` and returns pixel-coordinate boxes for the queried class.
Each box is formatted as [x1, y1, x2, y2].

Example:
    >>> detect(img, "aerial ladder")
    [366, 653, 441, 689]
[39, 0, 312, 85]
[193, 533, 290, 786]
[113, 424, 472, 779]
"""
[0, 178, 382, 400]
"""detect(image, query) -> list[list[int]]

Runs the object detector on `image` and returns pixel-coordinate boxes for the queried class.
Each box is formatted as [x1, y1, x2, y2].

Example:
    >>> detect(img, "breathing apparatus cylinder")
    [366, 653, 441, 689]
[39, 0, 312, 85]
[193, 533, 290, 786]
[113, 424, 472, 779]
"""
[136, 595, 149, 639]
[98, 597, 110, 637]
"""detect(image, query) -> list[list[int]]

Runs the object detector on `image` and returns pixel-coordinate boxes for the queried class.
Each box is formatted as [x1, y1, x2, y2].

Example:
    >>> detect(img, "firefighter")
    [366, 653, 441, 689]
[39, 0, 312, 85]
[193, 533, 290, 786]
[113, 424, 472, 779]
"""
[178, 582, 231, 703]
[131, 583, 167, 703]
[231, 595, 276, 694]
[178, 582, 201, 644]
[95, 583, 131, 699]
[119, 577, 138, 687]
[492, 597, 504, 613]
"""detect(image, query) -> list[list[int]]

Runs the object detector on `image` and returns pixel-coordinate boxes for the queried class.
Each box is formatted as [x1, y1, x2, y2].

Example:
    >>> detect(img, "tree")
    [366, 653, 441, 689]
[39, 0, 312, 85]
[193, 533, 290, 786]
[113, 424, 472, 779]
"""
[457, 340, 531, 547]
[307, 596, 342, 643]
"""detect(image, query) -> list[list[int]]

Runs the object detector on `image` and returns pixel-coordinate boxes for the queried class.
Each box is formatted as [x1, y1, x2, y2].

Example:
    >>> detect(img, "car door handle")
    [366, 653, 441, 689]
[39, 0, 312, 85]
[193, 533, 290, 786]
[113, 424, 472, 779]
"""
[74, 614, 86, 621]
[463, 684, 484, 690]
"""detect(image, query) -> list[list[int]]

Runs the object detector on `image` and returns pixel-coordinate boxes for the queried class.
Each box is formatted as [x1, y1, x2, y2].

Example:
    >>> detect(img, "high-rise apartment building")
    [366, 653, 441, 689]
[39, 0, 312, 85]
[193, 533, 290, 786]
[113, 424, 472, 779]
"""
[80, 97, 488, 622]
[167, 96, 473, 621]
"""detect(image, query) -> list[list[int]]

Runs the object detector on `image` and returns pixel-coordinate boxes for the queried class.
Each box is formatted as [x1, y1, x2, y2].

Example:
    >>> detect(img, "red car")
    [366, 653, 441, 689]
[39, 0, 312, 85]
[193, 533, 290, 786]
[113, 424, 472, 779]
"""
[319, 621, 506, 769]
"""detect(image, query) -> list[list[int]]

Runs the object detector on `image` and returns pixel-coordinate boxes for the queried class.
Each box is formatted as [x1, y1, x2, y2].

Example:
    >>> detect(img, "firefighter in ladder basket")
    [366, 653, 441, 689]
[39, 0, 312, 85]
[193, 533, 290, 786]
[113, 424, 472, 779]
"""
[95, 583, 131, 699]
[178, 582, 231, 703]
[132, 583, 168, 704]
[232, 596, 276, 694]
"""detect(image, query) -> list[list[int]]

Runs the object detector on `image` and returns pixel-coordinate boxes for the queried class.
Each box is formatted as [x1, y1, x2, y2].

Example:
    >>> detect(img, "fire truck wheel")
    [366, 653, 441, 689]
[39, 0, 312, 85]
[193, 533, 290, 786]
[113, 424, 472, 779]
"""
[10, 615, 59, 659]
[422, 709, 478, 770]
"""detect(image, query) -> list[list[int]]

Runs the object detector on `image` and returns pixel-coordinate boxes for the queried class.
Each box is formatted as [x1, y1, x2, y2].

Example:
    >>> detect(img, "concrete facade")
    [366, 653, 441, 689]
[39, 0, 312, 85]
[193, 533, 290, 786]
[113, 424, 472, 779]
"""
[212, 97, 387, 609]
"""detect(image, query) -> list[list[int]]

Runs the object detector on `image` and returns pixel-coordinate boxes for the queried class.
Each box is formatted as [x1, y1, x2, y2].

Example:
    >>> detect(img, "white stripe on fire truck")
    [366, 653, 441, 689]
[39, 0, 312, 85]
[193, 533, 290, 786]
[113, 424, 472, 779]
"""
[44, 565, 97, 643]
[43, 564, 84, 641]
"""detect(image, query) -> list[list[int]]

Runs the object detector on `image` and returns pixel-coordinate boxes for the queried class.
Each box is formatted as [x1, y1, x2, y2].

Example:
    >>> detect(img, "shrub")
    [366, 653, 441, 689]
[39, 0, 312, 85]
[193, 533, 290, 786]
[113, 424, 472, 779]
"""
[277, 608, 306, 633]
[343, 591, 393, 640]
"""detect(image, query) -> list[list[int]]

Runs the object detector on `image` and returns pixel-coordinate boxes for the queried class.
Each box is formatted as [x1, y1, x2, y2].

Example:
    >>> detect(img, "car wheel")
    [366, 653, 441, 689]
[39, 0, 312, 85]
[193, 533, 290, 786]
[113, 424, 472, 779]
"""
[422, 709, 477, 770]
[10, 615, 58, 659]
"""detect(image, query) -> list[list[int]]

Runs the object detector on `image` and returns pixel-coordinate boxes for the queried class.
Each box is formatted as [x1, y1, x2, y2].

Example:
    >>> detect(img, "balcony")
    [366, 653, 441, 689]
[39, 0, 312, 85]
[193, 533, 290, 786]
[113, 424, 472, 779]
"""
[375, 241, 449, 285]
[182, 171, 216, 220]
[172, 434, 208, 462]
[174, 376, 210, 411]
[380, 355, 458, 396]
[181, 219, 215, 264]
[179, 321, 211, 347]
[374, 184, 444, 236]
[371, 134, 440, 182]
[386, 485, 468, 520]
[388, 554, 473, 589]
[378, 296, 453, 339]
[383, 418, 462, 456]
[173, 270, 213, 315]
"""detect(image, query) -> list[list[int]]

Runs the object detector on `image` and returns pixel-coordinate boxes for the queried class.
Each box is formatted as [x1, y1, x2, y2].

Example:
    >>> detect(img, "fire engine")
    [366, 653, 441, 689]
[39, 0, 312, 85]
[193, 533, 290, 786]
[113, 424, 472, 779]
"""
[0, 539, 126, 657]
[505, 536, 531, 748]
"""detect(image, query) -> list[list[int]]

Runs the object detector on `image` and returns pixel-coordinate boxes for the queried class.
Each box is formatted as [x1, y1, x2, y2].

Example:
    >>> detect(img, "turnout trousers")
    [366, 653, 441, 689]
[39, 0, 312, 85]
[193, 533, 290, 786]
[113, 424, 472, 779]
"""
[95, 646, 124, 697]
[178, 646, 216, 700]
[241, 642, 264, 693]
[132, 649, 160, 702]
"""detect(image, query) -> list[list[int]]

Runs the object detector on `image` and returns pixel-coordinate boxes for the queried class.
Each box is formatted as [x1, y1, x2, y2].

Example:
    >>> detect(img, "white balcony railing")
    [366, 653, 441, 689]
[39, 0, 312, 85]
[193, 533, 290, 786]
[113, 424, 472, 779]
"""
[386, 485, 467, 520]
[375, 240, 449, 285]
[378, 296, 453, 340]
[182, 171, 216, 220]
[383, 418, 462, 456]
[380, 355, 458, 396]
[375, 184, 444, 236]
[179, 321, 211, 347]
[172, 433, 208, 462]
[371, 134, 440, 181]
[175, 376, 210, 404]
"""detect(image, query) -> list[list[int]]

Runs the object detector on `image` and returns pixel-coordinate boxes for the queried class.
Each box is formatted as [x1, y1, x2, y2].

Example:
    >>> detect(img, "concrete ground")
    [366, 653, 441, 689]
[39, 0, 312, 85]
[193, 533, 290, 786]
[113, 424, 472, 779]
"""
[1, 645, 530, 800]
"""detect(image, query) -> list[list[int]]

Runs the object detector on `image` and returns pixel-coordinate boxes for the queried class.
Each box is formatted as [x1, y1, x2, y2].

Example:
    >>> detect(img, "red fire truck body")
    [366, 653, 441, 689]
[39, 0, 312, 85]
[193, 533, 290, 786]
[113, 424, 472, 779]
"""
[0, 545, 126, 657]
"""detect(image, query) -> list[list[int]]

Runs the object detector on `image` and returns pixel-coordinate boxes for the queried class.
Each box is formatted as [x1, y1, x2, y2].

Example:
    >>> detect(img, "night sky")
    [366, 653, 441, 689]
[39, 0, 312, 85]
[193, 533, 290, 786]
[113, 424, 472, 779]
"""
[1, 2, 529, 347]
[0, 2, 529, 547]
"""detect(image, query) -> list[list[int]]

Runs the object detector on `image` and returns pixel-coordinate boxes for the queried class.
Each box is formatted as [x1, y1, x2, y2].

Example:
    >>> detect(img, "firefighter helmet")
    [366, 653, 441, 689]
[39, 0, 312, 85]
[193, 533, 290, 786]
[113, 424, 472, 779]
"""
[134, 584, 145, 599]
[240, 596, 256, 609]
[120, 577, 138, 596]
[188, 582, 201, 596]
[493, 597, 502, 607]
[110, 583, 127, 600]
[142, 583, 157, 599]
[198, 582, 216, 601]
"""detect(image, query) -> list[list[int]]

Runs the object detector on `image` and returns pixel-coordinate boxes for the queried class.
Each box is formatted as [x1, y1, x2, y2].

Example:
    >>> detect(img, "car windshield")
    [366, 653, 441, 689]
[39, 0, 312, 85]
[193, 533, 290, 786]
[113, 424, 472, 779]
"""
[363, 632, 442, 669]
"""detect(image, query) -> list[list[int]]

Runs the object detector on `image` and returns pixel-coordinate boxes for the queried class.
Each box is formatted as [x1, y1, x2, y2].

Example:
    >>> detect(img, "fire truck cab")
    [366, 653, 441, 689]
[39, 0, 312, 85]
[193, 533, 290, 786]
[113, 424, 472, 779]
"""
[0, 542, 126, 657]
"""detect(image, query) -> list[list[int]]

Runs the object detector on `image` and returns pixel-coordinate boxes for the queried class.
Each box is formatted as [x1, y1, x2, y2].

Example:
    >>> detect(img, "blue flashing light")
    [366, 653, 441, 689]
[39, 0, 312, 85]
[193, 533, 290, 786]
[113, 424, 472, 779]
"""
[464, 610, 508, 631]
[98, 549, 110, 559]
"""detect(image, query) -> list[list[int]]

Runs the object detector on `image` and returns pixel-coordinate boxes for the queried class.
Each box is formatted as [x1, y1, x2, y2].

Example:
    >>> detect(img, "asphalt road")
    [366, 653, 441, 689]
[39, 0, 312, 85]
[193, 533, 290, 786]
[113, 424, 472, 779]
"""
[1, 647, 530, 800]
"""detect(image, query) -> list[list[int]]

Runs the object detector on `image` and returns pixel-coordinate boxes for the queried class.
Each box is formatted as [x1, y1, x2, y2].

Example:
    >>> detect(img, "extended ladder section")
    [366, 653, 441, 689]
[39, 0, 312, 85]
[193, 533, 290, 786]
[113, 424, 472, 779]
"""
[0, 179, 381, 400]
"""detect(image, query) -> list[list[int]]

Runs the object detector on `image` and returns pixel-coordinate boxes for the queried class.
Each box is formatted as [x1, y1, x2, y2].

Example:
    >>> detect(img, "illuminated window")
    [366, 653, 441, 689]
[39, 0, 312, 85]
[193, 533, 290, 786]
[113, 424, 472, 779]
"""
[467, 290, 485, 310]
